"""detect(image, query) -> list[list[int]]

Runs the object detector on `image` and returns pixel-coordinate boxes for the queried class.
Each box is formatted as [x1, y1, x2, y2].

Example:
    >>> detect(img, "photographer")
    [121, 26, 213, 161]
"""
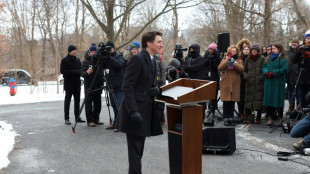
[182, 44, 204, 79]
[81, 43, 104, 127]
[218, 45, 244, 126]
[166, 44, 187, 82]
[290, 91, 310, 149]
[203, 43, 221, 115]
[292, 29, 310, 109]
[103, 41, 126, 132]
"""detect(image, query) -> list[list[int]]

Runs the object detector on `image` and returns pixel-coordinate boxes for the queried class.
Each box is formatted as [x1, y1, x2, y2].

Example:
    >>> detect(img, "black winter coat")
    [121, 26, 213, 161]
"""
[292, 45, 310, 85]
[81, 51, 104, 94]
[105, 51, 126, 91]
[118, 49, 163, 137]
[202, 51, 221, 81]
[286, 46, 300, 85]
[60, 54, 81, 91]
[183, 44, 204, 79]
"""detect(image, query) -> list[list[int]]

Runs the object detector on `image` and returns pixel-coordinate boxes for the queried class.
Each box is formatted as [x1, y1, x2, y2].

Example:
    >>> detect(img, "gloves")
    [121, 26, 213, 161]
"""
[265, 72, 274, 78]
[130, 111, 143, 124]
[304, 51, 310, 59]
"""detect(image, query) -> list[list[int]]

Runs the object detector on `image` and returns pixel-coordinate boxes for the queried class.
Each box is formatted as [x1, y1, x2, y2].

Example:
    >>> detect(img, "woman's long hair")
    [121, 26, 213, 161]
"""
[266, 43, 286, 63]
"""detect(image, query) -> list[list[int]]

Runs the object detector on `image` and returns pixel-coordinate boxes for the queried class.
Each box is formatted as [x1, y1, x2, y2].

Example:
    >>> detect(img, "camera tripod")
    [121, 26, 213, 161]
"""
[72, 65, 119, 133]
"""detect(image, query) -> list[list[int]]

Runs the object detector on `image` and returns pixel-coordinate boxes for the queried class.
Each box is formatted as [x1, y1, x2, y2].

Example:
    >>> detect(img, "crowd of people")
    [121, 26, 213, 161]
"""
[60, 29, 310, 173]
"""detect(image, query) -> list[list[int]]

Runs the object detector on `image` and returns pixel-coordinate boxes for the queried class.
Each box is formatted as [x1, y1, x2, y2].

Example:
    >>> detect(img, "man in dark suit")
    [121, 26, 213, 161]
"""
[118, 31, 164, 174]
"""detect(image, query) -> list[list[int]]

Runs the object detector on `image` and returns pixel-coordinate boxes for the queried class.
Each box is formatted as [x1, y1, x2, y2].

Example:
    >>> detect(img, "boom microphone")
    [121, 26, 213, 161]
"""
[169, 58, 195, 89]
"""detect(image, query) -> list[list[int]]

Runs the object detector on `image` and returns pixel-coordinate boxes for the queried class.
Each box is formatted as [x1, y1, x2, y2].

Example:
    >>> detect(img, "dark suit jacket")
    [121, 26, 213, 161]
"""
[118, 49, 163, 137]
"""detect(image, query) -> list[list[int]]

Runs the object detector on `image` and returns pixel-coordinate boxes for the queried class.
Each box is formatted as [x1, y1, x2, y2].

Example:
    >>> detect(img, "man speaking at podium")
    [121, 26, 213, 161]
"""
[118, 31, 164, 174]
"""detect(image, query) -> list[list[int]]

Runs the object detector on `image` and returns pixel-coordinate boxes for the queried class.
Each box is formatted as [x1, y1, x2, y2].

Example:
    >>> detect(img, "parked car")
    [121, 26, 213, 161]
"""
[2, 69, 33, 86]
[58, 74, 84, 85]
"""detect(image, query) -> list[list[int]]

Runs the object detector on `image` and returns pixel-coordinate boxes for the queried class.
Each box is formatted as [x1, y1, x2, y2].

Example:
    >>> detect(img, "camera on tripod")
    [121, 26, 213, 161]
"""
[96, 42, 112, 63]
[174, 43, 187, 61]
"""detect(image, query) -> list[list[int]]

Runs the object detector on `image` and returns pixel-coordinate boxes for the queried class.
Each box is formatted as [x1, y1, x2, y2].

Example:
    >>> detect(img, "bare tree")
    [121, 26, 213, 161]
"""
[80, 0, 201, 50]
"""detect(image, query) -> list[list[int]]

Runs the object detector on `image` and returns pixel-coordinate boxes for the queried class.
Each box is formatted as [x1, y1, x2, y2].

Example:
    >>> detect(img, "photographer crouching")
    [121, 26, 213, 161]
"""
[290, 29, 310, 149]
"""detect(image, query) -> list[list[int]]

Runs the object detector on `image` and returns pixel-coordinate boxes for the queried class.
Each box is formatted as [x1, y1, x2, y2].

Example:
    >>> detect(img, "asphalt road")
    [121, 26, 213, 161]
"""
[0, 99, 309, 174]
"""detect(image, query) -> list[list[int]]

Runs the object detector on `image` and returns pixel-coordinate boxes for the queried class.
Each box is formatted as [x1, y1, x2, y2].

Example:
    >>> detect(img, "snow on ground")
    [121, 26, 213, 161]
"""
[0, 81, 85, 105]
[0, 81, 84, 170]
[0, 121, 17, 169]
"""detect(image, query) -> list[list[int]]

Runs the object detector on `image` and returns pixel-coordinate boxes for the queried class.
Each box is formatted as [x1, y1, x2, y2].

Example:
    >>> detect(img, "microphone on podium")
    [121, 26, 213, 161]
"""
[168, 58, 196, 89]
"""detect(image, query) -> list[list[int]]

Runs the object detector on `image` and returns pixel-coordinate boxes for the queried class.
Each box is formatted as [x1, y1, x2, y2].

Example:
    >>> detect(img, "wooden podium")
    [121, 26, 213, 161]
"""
[157, 78, 217, 174]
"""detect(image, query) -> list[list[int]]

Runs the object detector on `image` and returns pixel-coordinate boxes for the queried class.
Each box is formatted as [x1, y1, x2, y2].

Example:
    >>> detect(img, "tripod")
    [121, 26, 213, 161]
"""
[102, 69, 120, 126]
[72, 65, 119, 133]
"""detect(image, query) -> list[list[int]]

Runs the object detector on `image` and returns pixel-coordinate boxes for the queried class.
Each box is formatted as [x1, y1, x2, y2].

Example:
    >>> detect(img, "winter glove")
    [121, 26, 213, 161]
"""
[130, 111, 143, 124]
[269, 72, 274, 78]
[304, 51, 310, 59]
[265, 72, 270, 78]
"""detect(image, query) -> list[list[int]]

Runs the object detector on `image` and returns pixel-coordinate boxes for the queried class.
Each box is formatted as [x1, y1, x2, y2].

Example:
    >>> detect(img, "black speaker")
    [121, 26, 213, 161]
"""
[217, 33, 230, 53]
[202, 128, 236, 155]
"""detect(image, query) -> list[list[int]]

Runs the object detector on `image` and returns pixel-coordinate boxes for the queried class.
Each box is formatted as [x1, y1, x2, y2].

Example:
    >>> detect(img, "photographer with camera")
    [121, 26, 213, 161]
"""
[81, 43, 104, 127]
[218, 45, 244, 126]
[166, 43, 187, 82]
[203, 43, 221, 115]
[292, 29, 310, 109]
[99, 41, 126, 132]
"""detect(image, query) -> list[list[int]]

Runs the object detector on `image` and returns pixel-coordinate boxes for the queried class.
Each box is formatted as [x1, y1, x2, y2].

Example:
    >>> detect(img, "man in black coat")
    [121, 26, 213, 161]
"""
[103, 41, 126, 132]
[292, 30, 310, 108]
[118, 31, 163, 174]
[60, 45, 85, 125]
[81, 43, 104, 127]
[182, 44, 204, 80]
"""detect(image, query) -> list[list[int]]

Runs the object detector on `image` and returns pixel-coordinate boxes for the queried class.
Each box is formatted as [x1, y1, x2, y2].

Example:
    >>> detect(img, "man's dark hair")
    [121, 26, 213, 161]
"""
[141, 31, 162, 49]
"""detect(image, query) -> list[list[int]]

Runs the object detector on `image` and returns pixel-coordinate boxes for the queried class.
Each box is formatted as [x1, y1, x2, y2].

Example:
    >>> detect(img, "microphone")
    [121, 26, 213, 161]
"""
[169, 58, 196, 89]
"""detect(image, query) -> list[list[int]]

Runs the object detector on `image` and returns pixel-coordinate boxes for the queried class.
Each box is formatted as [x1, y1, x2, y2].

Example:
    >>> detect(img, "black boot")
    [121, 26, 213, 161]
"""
[76, 117, 86, 123]
[224, 118, 230, 126]
[65, 119, 71, 125]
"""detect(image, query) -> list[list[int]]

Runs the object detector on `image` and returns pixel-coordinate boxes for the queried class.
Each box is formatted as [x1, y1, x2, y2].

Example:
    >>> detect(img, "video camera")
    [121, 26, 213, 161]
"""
[96, 42, 112, 63]
[174, 43, 187, 61]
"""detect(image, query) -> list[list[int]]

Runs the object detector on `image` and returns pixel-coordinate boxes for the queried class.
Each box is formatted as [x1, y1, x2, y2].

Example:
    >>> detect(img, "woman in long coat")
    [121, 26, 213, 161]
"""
[243, 43, 265, 124]
[218, 45, 244, 126]
[262, 44, 288, 125]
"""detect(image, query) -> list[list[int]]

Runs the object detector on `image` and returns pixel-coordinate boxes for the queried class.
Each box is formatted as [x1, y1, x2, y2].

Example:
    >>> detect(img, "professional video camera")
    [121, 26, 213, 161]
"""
[95, 42, 112, 63]
[174, 43, 187, 61]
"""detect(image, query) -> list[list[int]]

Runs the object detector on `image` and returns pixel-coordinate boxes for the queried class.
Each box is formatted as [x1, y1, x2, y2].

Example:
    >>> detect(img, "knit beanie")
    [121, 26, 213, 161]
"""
[130, 44, 137, 50]
[89, 43, 97, 52]
[132, 41, 141, 48]
[106, 41, 115, 49]
[250, 43, 260, 52]
[208, 43, 217, 50]
[68, 45, 77, 53]
[304, 29, 310, 40]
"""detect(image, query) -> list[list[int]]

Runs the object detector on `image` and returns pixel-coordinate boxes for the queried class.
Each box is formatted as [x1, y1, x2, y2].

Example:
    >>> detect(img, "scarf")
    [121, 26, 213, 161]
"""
[269, 53, 280, 61]
[250, 55, 257, 61]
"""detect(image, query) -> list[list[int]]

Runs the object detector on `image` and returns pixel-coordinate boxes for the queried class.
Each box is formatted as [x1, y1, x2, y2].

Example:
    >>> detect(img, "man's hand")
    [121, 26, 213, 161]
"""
[130, 111, 143, 124]
[87, 68, 93, 75]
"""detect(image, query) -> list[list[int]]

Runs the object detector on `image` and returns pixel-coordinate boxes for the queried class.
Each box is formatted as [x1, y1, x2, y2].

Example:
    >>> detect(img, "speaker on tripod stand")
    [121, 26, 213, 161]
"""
[217, 33, 230, 53]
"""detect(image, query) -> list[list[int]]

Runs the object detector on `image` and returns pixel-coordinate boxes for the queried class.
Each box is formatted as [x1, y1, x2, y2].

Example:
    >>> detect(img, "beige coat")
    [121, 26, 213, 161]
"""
[218, 58, 244, 102]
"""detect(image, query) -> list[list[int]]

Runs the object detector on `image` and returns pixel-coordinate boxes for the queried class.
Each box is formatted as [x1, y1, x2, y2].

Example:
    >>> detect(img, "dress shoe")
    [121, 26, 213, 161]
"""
[65, 119, 71, 125]
[95, 121, 104, 125]
[88, 122, 96, 127]
[106, 125, 115, 130]
[267, 116, 273, 126]
[76, 117, 86, 123]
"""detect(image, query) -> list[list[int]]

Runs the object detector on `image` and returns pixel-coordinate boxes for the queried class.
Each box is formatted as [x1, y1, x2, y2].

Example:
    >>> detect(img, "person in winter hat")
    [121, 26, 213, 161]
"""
[290, 29, 310, 150]
[243, 43, 265, 124]
[81, 43, 104, 127]
[61, 45, 85, 125]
